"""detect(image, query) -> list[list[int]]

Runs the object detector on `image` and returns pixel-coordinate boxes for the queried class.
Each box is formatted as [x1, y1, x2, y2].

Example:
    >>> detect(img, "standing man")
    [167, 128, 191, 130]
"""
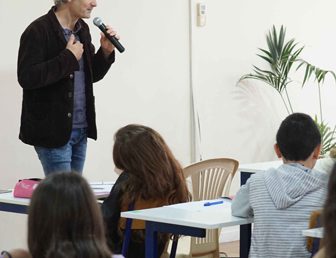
[17, 0, 118, 175]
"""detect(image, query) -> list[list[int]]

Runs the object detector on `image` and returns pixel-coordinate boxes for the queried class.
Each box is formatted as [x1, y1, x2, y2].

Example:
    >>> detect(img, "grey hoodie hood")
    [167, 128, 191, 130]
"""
[264, 163, 328, 209]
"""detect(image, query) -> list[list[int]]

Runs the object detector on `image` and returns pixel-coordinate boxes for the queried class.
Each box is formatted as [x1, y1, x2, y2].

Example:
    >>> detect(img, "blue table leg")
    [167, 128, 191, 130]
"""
[239, 171, 253, 258]
[146, 222, 158, 258]
[145, 221, 206, 258]
[0, 203, 27, 214]
[240, 224, 251, 258]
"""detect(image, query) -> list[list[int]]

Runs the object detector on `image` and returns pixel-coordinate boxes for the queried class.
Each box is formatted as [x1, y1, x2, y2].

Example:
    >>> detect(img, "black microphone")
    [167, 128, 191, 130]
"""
[93, 17, 125, 53]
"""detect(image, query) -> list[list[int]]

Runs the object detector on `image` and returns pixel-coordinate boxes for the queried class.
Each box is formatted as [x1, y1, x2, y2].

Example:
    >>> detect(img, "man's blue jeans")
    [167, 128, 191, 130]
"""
[35, 128, 87, 176]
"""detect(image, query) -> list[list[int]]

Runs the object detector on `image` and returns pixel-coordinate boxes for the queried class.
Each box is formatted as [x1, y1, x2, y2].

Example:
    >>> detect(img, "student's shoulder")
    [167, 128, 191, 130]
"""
[248, 170, 270, 182]
[246, 167, 282, 188]
[115, 172, 129, 183]
[311, 169, 329, 184]
[110, 172, 130, 194]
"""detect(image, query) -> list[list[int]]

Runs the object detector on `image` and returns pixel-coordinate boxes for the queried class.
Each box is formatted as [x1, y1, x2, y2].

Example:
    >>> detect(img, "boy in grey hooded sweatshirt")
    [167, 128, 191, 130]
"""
[232, 113, 328, 258]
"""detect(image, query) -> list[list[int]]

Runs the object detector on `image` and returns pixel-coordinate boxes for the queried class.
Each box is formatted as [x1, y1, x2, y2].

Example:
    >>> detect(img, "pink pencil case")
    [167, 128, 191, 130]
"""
[13, 178, 41, 198]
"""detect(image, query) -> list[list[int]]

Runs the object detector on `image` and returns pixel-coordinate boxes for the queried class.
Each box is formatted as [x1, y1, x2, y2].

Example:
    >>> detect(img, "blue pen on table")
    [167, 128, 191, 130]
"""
[203, 200, 224, 206]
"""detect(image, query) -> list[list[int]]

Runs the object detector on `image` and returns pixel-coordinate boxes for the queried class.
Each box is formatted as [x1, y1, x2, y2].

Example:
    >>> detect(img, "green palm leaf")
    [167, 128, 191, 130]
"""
[239, 25, 336, 152]
[314, 116, 336, 155]
[296, 60, 336, 87]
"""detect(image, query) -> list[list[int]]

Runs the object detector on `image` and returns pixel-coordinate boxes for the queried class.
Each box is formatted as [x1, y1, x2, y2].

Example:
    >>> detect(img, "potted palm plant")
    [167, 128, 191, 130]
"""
[240, 25, 336, 156]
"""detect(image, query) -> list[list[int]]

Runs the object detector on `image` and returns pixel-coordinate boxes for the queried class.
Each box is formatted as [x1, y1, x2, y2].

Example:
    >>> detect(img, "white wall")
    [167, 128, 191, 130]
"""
[1, 0, 336, 249]
[191, 0, 336, 165]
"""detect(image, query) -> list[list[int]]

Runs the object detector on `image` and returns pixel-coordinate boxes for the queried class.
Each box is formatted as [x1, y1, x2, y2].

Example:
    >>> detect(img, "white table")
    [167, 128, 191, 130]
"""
[238, 160, 282, 174]
[0, 182, 114, 214]
[0, 191, 30, 213]
[122, 200, 252, 229]
[239, 158, 330, 176]
[121, 200, 252, 258]
[302, 227, 323, 238]
[302, 227, 324, 256]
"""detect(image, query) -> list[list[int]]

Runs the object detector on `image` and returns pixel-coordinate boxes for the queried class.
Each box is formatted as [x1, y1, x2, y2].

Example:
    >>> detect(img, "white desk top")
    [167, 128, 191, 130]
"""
[0, 182, 114, 207]
[239, 160, 281, 173]
[302, 227, 324, 238]
[121, 200, 252, 229]
[0, 191, 30, 206]
[238, 158, 331, 174]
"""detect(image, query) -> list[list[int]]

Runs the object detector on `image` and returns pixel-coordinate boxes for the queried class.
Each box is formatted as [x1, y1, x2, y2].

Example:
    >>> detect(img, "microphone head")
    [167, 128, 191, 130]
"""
[93, 17, 103, 27]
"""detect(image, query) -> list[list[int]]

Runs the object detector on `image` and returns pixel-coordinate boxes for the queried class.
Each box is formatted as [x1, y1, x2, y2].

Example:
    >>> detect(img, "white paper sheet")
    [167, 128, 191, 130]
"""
[90, 182, 114, 198]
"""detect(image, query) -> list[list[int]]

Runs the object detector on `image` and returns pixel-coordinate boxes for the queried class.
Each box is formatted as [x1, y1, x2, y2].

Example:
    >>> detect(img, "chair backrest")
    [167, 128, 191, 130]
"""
[184, 158, 239, 200]
[184, 158, 239, 257]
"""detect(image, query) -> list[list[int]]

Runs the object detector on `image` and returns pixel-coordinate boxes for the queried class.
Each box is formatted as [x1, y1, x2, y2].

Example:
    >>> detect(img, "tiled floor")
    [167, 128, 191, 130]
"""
[219, 241, 239, 258]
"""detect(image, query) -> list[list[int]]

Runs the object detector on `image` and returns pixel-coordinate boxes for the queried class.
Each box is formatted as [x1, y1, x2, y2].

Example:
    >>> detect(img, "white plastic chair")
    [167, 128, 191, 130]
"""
[163, 158, 239, 258]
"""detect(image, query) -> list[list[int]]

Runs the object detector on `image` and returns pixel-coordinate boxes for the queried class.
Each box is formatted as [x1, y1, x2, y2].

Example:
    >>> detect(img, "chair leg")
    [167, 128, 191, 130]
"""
[310, 238, 320, 258]
[170, 234, 179, 258]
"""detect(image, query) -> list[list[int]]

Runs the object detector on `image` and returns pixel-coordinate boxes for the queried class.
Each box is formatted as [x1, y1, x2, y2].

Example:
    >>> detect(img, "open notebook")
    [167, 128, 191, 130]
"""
[90, 181, 114, 199]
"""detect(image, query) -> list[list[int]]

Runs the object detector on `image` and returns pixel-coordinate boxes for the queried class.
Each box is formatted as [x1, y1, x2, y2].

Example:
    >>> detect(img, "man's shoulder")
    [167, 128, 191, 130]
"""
[22, 11, 51, 35]
[78, 18, 90, 29]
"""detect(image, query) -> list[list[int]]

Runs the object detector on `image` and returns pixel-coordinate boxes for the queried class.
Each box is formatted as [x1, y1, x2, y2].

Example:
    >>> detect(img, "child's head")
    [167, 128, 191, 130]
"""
[275, 113, 321, 162]
[323, 163, 336, 258]
[113, 124, 174, 174]
[28, 172, 111, 258]
[113, 124, 189, 203]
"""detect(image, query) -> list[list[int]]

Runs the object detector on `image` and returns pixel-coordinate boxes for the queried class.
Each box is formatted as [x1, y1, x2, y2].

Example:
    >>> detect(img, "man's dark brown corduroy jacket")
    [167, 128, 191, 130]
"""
[17, 7, 115, 148]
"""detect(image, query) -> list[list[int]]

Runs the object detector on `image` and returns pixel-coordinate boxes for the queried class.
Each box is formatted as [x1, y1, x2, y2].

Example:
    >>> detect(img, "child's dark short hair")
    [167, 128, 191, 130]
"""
[276, 113, 321, 161]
